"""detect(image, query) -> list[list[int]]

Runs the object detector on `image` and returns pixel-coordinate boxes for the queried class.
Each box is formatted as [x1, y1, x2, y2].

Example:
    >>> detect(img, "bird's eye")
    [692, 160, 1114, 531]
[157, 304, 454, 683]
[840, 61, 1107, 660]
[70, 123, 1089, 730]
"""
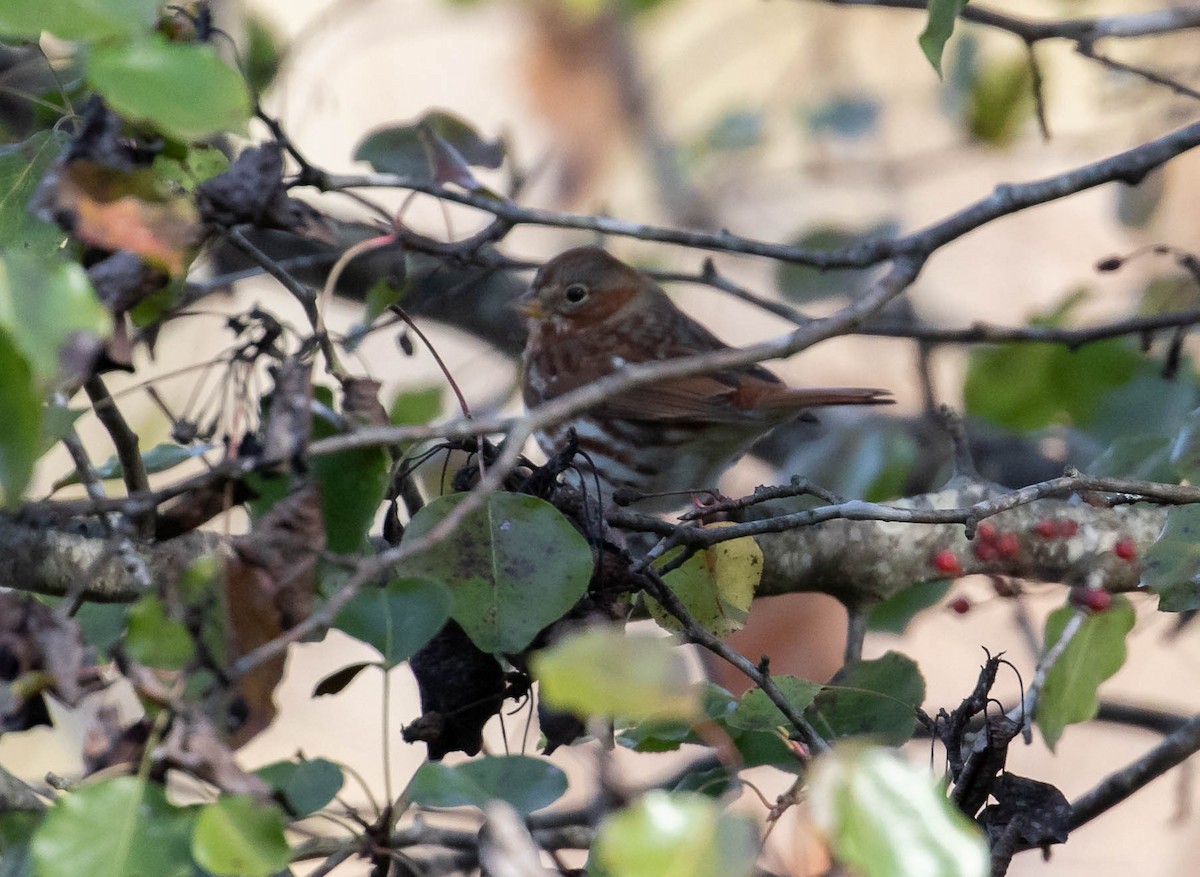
[563, 283, 589, 304]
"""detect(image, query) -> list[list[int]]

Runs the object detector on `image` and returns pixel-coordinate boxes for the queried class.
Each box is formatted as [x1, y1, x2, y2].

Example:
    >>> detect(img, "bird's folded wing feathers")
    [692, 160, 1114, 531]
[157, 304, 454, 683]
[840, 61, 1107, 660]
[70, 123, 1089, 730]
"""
[596, 373, 891, 423]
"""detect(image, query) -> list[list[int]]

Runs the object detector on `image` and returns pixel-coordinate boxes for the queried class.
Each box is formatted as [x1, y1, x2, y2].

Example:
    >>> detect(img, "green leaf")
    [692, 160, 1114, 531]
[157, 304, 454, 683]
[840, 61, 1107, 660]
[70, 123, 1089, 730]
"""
[1145, 505, 1200, 611]
[400, 492, 593, 653]
[37, 404, 85, 458]
[593, 791, 758, 877]
[0, 332, 42, 504]
[704, 110, 763, 151]
[1037, 598, 1135, 750]
[73, 602, 128, 657]
[389, 386, 442, 426]
[407, 755, 567, 816]
[55, 442, 212, 490]
[244, 14, 283, 96]
[254, 758, 343, 817]
[31, 777, 196, 877]
[964, 338, 1139, 432]
[648, 527, 761, 638]
[805, 652, 925, 745]
[333, 577, 450, 667]
[919, 0, 969, 78]
[0, 811, 39, 877]
[0, 0, 157, 41]
[533, 628, 700, 722]
[776, 223, 895, 303]
[726, 676, 822, 732]
[868, 580, 952, 634]
[0, 253, 111, 389]
[124, 596, 194, 670]
[310, 438, 389, 554]
[191, 795, 289, 877]
[810, 746, 988, 877]
[151, 146, 230, 195]
[88, 36, 251, 142]
[617, 683, 737, 753]
[0, 131, 68, 257]
[363, 277, 407, 326]
[354, 110, 504, 179]
[966, 56, 1033, 146]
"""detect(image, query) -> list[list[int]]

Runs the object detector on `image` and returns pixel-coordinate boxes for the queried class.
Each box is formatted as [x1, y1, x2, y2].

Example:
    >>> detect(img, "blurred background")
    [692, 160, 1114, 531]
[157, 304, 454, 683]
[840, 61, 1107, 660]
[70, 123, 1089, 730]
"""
[6, 0, 1200, 873]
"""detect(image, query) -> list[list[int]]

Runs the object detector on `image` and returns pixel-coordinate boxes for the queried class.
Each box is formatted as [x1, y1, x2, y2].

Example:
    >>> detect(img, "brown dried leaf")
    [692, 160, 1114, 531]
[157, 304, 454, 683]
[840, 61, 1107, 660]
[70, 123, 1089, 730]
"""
[341, 377, 388, 428]
[196, 144, 335, 243]
[158, 709, 272, 797]
[35, 162, 203, 275]
[224, 484, 324, 746]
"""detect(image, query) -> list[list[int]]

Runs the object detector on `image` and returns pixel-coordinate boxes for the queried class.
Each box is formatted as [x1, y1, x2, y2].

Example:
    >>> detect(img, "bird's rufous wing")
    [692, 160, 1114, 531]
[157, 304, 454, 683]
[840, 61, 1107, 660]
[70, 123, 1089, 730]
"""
[596, 371, 890, 424]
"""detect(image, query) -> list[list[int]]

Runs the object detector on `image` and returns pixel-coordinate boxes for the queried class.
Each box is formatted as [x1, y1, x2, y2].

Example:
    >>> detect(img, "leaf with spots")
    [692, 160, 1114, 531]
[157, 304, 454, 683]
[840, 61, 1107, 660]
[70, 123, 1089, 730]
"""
[398, 493, 593, 653]
[648, 524, 762, 638]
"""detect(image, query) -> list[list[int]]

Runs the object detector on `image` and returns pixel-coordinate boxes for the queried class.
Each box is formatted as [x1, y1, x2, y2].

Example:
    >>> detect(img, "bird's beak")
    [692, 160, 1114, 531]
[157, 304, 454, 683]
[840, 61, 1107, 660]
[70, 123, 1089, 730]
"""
[514, 289, 546, 319]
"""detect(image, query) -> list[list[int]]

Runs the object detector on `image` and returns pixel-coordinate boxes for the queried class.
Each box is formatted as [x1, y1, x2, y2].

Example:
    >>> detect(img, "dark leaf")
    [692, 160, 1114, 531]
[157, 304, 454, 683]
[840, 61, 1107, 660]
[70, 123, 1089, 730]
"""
[805, 652, 925, 745]
[312, 662, 374, 697]
[333, 578, 451, 668]
[400, 492, 593, 653]
[407, 755, 567, 816]
[254, 758, 343, 817]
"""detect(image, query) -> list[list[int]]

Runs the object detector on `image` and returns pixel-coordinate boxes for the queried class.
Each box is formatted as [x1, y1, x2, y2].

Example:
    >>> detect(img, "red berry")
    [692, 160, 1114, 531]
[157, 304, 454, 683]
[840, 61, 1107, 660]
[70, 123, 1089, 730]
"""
[1114, 538, 1137, 561]
[996, 532, 1020, 557]
[973, 540, 998, 562]
[976, 521, 998, 543]
[1033, 519, 1058, 539]
[932, 549, 962, 576]
[950, 596, 971, 614]
[1071, 587, 1112, 612]
[1057, 519, 1078, 538]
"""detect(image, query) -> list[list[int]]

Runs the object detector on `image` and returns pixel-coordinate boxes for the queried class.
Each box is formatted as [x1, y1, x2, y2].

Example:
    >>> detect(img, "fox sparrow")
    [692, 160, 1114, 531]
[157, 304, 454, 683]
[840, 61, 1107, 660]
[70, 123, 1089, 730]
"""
[518, 247, 891, 510]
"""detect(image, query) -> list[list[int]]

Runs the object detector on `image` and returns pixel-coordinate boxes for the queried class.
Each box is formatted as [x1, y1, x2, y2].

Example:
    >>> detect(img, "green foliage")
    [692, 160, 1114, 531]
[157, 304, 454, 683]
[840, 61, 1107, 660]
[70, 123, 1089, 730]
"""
[1037, 598, 1135, 750]
[726, 676, 822, 732]
[191, 796, 289, 877]
[593, 791, 758, 877]
[534, 629, 700, 722]
[0, 811, 39, 877]
[88, 37, 251, 142]
[31, 778, 196, 877]
[810, 746, 989, 877]
[1145, 505, 1200, 611]
[918, 0, 969, 77]
[0, 253, 110, 389]
[333, 577, 451, 667]
[400, 492, 593, 653]
[243, 14, 284, 96]
[966, 56, 1033, 146]
[0, 333, 42, 505]
[868, 580, 952, 634]
[354, 110, 504, 181]
[54, 442, 212, 490]
[124, 596, 194, 670]
[647, 530, 762, 638]
[0, 0, 157, 41]
[964, 338, 1139, 432]
[776, 223, 895, 303]
[390, 386, 443, 425]
[311, 417, 390, 554]
[254, 758, 344, 817]
[0, 131, 69, 256]
[806, 652, 925, 745]
[407, 755, 567, 816]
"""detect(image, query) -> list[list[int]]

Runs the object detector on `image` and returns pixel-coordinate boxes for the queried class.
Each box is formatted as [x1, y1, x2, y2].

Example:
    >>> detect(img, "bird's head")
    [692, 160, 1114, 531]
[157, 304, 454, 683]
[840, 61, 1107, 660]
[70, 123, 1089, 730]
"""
[515, 247, 648, 334]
